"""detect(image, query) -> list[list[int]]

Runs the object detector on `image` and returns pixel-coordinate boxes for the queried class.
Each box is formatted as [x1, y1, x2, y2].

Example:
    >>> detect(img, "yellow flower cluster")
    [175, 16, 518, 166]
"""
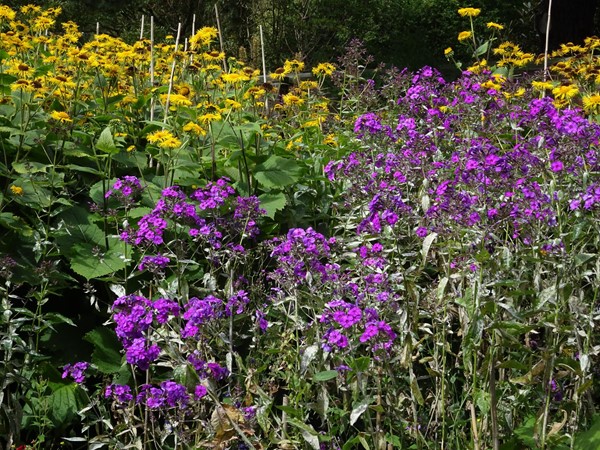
[457, 7, 481, 17]
[146, 130, 182, 149]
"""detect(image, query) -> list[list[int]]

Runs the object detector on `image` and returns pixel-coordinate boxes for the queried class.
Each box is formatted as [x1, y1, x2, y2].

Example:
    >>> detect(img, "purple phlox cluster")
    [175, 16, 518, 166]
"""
[125, 337, 160, 370]
[321, 299, 363, 329]
[354, 112, 394, 140]
[61, 361, 89, 384]
[225, 290, 250, 316]
[138, 254, 170, 272]
[357, 242, 385, 268]
[570, 183, 600, 210]
[187, 352, 229, 380]
[105, 384, 133, 404]
[230, 195, 266, 238]
[105, 176, 144, 205]
[323, 328, 349, 352]
[152, 297, 180, 324]
[111, 294, 178, 370]
[112, 294, 154, 345]
[359, 320, 396, 352]
[255, 309, 268, 331]
[270, 228, 339, 285]
[190, 178, 235, 210]
[181, 295, 222, 338]
[137, 380, 190, 409]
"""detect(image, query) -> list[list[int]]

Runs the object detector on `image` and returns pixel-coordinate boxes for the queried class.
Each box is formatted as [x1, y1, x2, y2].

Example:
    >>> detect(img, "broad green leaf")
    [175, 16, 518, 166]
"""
[575, 415, 600, 449]
[12, 161, 50, 174]
[96, 127, 119, 154]
[254, 155, 301, 189]
[259, 191, 287, 218]
[313, 370, 338, 382]
[48, 383, 79, 426]
[69, 243, 128, 279]
[474, 41, 489, 57]
[84, 327, 123, 374]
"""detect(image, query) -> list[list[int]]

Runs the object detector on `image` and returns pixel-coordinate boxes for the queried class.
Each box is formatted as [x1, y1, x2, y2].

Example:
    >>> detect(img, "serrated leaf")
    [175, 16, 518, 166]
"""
[254, 156, 301, 189]
[259, 191, 287, 218]
[84, 327, 123, 374]
[69, 244, 128, 279]
[350, 397, 372, 426]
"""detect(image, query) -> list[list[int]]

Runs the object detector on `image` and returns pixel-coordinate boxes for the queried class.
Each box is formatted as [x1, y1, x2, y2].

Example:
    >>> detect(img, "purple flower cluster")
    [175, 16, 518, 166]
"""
[111, 294, 180, 369]
[270, 227, 339, 285]
[62, 361, 89, 384]
[105, 175, 144, 206]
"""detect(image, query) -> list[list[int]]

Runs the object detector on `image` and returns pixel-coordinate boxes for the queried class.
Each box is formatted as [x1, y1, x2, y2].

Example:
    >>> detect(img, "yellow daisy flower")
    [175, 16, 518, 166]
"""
[457, 7, 481, 17]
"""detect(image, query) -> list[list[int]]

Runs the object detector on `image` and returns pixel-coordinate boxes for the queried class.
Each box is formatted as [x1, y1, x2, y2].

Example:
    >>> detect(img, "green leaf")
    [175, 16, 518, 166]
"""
[12, 161, 50, 174]
[48, 383, 79, 427]
[313, 370, 338, 382]
[254, 155, 301, 189]
[575, 415, 600, 449]
[96, 127, 119, 154]
[474, 41, 489, 57]
[421, 232, 438, 265]
[259, 191, 287, 218]
[69, 243, 128, 280]
[350, 397, 372, 426]
[84, 327, 123, 374]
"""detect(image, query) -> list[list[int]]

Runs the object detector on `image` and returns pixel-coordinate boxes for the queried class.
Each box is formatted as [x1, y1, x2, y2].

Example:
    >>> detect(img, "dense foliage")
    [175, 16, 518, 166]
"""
[2, 3, 600, 450]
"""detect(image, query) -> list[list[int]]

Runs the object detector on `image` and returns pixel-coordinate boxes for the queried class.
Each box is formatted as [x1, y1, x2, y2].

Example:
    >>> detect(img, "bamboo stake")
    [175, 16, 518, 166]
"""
[543, 0, 553, 85]
[140, 15, 145, 40]
[259, 25, 268, 112]
[164, 22, 182, 123]
[149, 16, 155, 168]
[214, 4, 228, 72]
[150, 16, 155, 122]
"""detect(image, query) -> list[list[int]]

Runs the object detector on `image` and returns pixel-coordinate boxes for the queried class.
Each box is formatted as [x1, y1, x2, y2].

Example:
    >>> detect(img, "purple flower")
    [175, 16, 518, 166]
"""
[105, 384, 133, 403]
[125, 337, 160, 370]
[138, 254, 170, 272]
[194, 384, 208, 399]
[61, 361, 89, 384]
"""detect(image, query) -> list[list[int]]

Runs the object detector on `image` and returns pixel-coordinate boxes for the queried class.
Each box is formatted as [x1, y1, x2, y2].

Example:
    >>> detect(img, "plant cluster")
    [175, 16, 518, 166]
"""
[2, 3, 600, 450]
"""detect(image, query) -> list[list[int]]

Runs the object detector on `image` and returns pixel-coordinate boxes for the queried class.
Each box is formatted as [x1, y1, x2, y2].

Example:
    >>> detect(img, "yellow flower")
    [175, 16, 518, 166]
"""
[189, 27, 218, 49]
[283, 59, 305, 73]
[160, 93, 192, 107]
[444, 47, 454, 56]
[202, 50, 225, 61]
[10, 185, 23, 196]
[282, 93, 304, 107]
[225, 99, 242, 110]
[582, 94, 600, 114]
[146, 130, 182, 148]
[270, 67, 290, 81]
[221, 72, 250, 84]
[50, 111, 72, 122]
[183, 122, 207, 136]
[323, 134, 337, 147]
[199, 112, 222, 124]
[0, 5, 16, 21]
[486, 22, 504, 30]
[312, 62, 336, 77]
[458, 7, 481, 17]
[458, 31, 472, 42]
[126, 145, 136, 152]
[552, 84, 579, 100]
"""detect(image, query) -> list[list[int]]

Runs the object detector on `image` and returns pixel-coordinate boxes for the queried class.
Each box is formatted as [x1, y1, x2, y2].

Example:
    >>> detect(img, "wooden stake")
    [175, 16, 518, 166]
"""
[214, 4, 228, 72]
[140, 15, 145, 40]
[96, 22, 99, 35]
[259, 25, 268, 112]
[543, 0, 553, 86]
[150, 16, 155, 122]
[164, 22, 182, 123]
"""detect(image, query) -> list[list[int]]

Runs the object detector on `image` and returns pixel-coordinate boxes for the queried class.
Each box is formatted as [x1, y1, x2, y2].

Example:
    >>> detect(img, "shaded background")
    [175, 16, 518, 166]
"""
[2, 0, 600, 74]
